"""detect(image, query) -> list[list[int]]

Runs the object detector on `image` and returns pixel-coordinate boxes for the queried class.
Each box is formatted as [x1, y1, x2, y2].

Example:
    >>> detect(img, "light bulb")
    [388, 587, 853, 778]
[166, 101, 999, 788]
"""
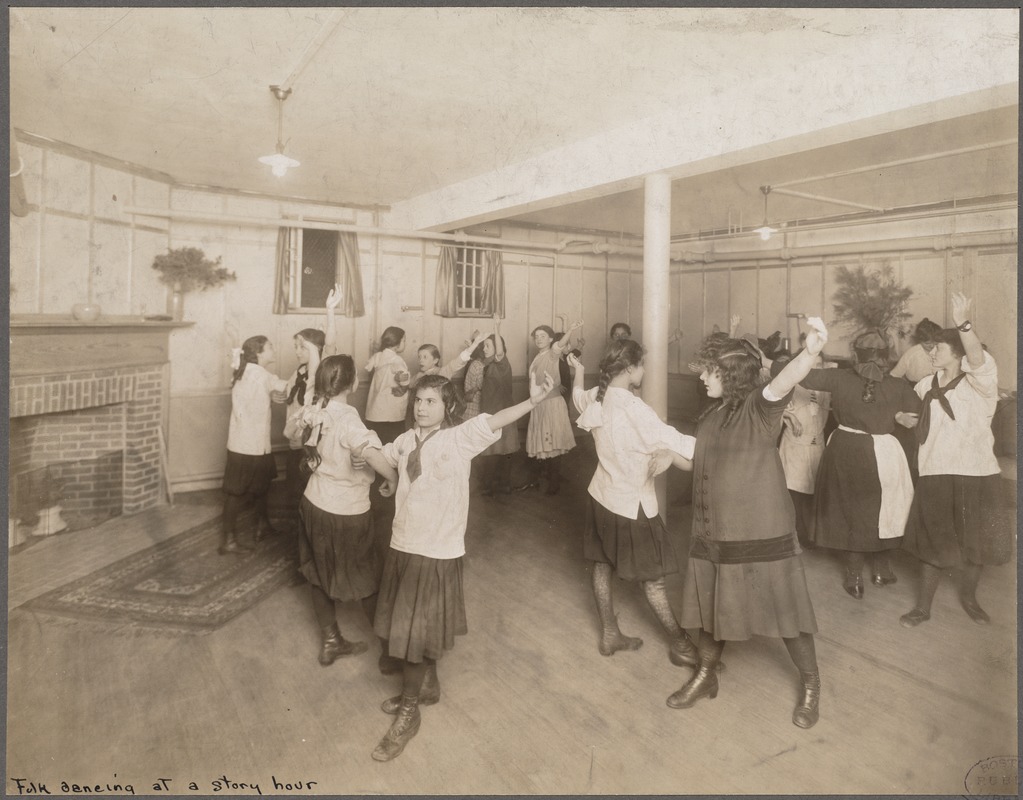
[272, 164, 288, 177]
[259, 151, 301, 176]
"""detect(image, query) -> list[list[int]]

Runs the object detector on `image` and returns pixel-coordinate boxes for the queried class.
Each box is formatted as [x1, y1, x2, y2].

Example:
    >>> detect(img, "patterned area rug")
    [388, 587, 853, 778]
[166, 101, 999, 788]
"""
[18, 515, 301, 635]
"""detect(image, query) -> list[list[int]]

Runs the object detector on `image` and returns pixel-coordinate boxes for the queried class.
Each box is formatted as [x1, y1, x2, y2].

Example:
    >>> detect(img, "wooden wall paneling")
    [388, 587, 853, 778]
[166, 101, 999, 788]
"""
[167, 392, 231, 488]
[93, 163, 133, 222]
[703, 269, 730, 336]
[502, 254, 532, 374]
[677, 271, 704, 368]
[628, 270, 644, 340]
[42, 150, 90, 214]
[729, 266, 758, 336]
[900, 251, 948, 338]
[41, 214, 90, 314]
[822, 256, 861, 359]
[973, 247, 1018, 388]
[554, 256, 583, 332]
[605, 269, 632, 338]
[758, 265, 788, 345]
[91, 222, 132, 315]
[9, 210, 40, 313]
[132, 227, 172, 318]
[581, 266, 607, 371]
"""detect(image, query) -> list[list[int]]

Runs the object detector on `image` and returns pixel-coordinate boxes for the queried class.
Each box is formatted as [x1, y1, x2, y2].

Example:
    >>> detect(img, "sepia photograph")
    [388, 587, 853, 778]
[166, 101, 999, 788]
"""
[6, 6, 1018, 796]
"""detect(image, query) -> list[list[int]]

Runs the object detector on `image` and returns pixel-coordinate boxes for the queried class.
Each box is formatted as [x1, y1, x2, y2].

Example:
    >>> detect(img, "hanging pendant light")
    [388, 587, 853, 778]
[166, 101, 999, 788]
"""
[258, 85, 300, 177]
[752, 185, 778, 241]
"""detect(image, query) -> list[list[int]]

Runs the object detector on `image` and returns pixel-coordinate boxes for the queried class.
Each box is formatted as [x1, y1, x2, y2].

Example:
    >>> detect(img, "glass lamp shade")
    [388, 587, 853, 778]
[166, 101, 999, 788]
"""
[258, 152, 301, 177]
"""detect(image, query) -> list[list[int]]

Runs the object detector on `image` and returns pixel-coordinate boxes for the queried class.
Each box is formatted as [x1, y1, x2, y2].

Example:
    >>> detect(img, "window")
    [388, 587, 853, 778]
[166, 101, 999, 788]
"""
[293, 229, 337, 311]
[455, 246, 486, 315]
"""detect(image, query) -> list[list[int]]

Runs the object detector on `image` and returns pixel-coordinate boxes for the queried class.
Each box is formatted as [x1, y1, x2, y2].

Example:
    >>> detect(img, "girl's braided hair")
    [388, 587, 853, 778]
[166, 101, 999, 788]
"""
[596, 339, 644, 403]
[301, 354, 357, 474]
[231, 336, 268, 386]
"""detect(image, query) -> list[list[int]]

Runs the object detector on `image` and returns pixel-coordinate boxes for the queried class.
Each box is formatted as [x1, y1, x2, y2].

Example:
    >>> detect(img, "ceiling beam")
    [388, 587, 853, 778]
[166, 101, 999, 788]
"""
[389, 83, 1018, 233]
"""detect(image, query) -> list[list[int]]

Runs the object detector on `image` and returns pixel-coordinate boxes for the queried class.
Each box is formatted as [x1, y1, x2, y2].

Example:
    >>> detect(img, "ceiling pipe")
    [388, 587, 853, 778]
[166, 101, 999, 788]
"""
[557, 229, 1015, 265]
[122, 206, 561, 252]
[769, 186, 884, 213]
[770, 139, 1017, 189]
[278, 10, 346, 93]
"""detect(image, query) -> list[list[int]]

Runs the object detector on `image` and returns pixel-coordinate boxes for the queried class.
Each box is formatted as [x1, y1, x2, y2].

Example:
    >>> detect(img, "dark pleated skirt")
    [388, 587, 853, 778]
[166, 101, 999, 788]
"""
[582, 496, 679, 582]
[679, 555, 818, 641]
[902, 474, 1011, 568]
[373, 549, 467, 663]
[222, 450, 277, 497]
[809, 429, 902, 552]
[298, 497, 379, 602]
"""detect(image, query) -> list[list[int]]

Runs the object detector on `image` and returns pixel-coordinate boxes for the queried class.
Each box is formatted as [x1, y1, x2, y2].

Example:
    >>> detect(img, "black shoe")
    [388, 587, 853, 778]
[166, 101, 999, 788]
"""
[899, 608, 930, 628]
[960, 596, 990, 625]
[843, 570, 864, 599]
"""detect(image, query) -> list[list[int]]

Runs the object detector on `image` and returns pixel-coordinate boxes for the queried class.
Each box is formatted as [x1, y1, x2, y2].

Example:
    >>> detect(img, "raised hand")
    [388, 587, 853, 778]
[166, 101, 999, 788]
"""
[566, 352, 583, 371]
[569, 319, 584, 332]
[326, 283, 342, 310]
[951, 292, 972, 327]
[729, 314, 741, 336]
[803, 317, 828, 356]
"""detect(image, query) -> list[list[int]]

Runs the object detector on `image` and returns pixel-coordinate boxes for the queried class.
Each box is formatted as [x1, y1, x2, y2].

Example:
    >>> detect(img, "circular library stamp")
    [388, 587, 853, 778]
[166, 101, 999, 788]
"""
[964, 756, 1018, 795]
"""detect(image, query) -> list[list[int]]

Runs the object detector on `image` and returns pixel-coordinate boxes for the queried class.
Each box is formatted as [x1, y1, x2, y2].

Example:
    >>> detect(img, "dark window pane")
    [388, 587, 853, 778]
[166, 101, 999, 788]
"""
[300, 230, 337, 308]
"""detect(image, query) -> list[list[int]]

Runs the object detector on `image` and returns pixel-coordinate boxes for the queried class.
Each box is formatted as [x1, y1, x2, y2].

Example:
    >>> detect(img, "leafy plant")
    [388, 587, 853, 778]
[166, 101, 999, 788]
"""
[831, 263, 914, 338]
[151, 247, 236, 293]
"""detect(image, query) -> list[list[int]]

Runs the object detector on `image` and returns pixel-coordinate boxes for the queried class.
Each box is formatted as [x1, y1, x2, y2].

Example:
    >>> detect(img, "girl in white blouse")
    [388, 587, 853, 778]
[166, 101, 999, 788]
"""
[222, 335, 318, 554]
[364, 326, 410, 445]
[567, 341, 700, 668]
[899, 294, 1005, 627]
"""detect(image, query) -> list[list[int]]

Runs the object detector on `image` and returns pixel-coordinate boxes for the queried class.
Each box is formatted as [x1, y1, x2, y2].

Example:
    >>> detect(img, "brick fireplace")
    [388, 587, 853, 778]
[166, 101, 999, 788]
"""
[9, 317, 187, 534]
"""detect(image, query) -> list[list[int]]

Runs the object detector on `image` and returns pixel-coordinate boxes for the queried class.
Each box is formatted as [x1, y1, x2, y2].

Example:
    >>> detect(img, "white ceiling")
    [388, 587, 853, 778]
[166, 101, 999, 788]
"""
[9, 7, 1019, 237]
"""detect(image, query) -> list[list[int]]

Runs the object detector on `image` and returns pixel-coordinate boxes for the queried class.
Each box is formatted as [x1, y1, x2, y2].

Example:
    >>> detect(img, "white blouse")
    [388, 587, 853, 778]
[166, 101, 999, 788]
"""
[914, 351, 1000, 477]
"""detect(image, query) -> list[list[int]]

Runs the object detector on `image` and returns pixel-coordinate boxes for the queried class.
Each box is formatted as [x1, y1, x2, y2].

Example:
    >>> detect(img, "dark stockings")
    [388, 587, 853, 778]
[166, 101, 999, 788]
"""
[666, 630, 724, 709]
[783, 632, 821, 728]
[591, 562, 642, 655]
[642, 577, 697, 664]
[960, 561, 990, 624]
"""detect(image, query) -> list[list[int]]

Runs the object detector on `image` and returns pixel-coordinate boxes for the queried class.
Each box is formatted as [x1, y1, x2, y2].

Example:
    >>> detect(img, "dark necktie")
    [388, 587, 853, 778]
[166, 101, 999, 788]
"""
[406, 429, 438, 483]
[916, 372, 966, 444]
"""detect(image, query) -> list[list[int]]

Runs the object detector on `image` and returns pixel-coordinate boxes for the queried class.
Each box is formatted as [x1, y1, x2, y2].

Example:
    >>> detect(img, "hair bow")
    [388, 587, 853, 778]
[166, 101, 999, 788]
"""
[230, 347, 242, 370]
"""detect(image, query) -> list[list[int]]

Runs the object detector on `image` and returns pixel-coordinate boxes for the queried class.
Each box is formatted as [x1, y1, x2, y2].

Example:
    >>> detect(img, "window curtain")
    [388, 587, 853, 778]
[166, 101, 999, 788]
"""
[336, 232, 365, 317]
[434, 245, 458, 317]
[272, 227, 292, 314]
[480, 249, 505, 317]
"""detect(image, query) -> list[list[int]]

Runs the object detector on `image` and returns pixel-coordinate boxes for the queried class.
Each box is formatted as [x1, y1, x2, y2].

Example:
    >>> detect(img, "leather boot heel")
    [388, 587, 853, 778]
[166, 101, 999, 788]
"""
[666, 665, 719, 709]
[843, 570, 864, 599]
[792, 673, 821, 729]
[319, 625, 367, 666]
[372, 696, 421, 761]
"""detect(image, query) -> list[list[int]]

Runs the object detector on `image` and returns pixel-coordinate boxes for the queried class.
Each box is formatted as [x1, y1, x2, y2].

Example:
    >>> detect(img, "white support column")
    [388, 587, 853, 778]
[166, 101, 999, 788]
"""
[642, 172, 671, 519]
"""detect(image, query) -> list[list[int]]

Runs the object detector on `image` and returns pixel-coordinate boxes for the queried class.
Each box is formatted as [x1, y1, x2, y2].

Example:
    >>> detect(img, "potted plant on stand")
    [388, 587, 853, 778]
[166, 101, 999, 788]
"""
[151, 247, 237, 321]
[831, 262, 914, 360]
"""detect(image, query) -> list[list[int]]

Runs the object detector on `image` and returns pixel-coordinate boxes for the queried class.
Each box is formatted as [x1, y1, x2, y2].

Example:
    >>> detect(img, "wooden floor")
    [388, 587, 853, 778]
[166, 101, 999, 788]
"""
[6, 438, 1018, 795]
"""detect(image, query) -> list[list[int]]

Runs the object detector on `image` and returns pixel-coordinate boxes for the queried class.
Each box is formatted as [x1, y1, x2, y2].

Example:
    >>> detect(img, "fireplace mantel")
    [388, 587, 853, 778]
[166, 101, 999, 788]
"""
[10, 315, 192, 378]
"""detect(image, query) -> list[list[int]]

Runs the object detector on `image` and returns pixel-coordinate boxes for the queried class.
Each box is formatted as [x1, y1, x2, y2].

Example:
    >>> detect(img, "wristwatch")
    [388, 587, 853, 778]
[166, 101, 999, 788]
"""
[957, 320, 973, 333]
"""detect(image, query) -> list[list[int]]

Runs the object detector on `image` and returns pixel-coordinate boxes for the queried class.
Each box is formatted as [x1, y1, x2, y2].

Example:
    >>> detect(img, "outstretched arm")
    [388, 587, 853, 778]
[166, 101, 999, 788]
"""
[325, 283, 341, 351]
[354, 445, 399, 496]
[768, 318, 827, 398]
[486, 373, 555, 432]
[951, 292, 984, 369]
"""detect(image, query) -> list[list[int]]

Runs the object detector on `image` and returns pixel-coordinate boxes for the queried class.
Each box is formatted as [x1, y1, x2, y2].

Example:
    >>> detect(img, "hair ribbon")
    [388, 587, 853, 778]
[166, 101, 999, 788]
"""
[230, 347, 242, 370]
